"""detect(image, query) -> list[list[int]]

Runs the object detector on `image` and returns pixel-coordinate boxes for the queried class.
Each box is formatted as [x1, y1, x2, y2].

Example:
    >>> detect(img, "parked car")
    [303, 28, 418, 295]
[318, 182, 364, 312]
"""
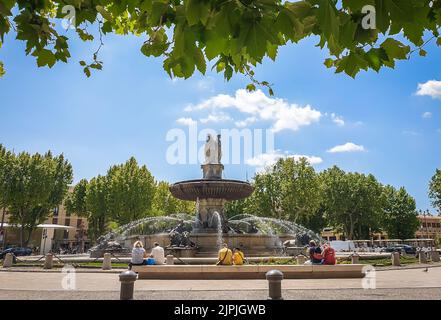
[0, 247, 32, 259]
[380, 245, 416, 254]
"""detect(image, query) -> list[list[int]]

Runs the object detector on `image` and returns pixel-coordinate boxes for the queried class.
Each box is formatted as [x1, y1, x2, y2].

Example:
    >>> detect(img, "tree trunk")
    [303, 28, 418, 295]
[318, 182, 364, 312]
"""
[20, 226, 24, 247]
[348, 214, 354, 240]
[24, 226, 34, 248]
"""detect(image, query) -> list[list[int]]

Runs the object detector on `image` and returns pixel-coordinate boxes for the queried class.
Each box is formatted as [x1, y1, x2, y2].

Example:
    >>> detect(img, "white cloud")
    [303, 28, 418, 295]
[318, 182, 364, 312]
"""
[235, 117, 258, 128]
[184, 89, 322, 132]
[176, 117, 197, 126]
[327, 142, 365, 153]
[402, 130, 420, 136]
[422, 112, 432, 119]
[416, 80, 441, 99]
[246, 150, 323, 172]
[195, 77, 215, 92]
[331, 113, 345, 126]
[199, 112, 232, 124]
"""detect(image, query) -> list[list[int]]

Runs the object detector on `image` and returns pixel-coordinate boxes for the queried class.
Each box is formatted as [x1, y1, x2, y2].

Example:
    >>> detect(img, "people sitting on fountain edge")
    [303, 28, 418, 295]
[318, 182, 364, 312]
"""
[232, 247, 246, 265]
[150, 242, 165, 265]
[308, 240, 324, 265]
[129, 241, 148, 270]
[216, 243, 233, 265]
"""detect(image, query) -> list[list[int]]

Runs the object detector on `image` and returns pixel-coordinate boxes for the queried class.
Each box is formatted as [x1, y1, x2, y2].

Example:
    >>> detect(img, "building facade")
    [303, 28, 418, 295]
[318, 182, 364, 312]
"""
[415, 214, 441, 240]
[0, 188, 90, 252]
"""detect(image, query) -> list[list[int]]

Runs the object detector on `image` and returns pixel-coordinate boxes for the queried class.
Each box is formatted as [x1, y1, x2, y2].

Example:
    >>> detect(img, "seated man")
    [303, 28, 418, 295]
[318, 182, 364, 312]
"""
[217, 243, 233, 265]
[150, 242, 165, 265]
[308, 240, 324, 265]
[232, 247, 246, 265]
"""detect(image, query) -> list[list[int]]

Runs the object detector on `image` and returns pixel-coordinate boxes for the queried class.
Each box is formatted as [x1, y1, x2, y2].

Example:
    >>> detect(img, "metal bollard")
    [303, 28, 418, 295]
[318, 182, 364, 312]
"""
[119, 270, 138, 300]
[166, 255, 174, 265]
[391, 252, 400, 266]
[430, 250, 440, 263]
[102, 253, 112, 270]
[2, 253, 13, 268]
[265, 269, 283, 300]
[351, 253, 360, 264]
[296, 255, 306, 265]
[43, 253, 53, 269]
[419, 251, 427, 264]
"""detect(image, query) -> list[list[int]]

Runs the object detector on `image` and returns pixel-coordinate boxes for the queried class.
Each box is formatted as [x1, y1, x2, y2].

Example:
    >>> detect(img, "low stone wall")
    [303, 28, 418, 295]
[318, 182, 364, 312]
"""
[132, 264, 366, 280]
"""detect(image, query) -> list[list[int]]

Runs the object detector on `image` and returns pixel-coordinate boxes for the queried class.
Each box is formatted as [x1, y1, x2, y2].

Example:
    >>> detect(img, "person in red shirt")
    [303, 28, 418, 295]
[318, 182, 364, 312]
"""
[322, 243, 336, 265]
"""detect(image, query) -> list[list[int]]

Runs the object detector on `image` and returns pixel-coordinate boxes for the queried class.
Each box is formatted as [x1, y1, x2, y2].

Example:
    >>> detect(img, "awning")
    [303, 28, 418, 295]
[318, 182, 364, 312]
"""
[0, 223, 75, 230]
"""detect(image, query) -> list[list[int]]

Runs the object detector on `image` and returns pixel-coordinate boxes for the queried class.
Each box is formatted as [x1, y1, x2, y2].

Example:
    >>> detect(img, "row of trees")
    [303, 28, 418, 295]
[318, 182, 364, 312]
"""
[0, 145, 194, 246]
[1, 144, 440, 244]
[225, 158, 425, 240]
[65, 157, 194, 241]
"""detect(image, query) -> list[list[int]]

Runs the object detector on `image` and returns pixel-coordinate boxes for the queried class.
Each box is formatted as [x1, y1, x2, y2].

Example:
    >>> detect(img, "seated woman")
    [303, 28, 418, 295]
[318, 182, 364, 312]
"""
[322, 243, 336, 265]
[128, 240, 147, 270]
[232, 248, 246, 265]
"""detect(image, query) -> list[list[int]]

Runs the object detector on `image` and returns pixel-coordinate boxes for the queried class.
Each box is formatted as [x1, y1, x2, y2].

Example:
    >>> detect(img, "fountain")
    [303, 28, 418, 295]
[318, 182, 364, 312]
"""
[89, 134, 322, 258]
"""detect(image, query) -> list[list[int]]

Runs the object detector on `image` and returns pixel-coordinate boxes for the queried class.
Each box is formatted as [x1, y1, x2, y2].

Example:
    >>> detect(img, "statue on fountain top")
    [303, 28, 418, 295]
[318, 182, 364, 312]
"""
[204, 134, 222, 164]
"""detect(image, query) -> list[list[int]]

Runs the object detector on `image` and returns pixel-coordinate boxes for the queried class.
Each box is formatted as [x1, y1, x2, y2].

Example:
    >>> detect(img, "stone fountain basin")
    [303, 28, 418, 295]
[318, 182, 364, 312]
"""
[169, 179, 254, 201]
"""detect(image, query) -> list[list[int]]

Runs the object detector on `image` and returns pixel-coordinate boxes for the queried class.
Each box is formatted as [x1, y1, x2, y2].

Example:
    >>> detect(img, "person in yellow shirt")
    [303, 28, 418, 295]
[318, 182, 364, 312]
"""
[216, 243, 233, 265]
[232, 247, 246, 265]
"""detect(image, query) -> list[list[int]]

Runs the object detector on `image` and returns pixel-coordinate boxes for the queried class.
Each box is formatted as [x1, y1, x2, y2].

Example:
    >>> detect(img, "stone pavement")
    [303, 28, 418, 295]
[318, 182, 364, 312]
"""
[0, 265, 440, 299]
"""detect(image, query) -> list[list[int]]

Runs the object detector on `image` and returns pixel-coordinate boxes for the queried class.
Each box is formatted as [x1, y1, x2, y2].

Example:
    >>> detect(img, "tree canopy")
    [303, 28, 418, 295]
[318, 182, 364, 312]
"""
[1, 1, 440, 93]
[0, 145, 73, 246]
[429, 168, 441, 214]
[380, 185, 419, 239]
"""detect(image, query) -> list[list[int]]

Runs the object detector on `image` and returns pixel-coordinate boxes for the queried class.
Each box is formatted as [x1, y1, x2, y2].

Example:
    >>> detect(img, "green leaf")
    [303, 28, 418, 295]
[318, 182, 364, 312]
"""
[419, 49, 427, 57]
[34, 49, 56, 68]
[90, 63, 103, 70]
[0, 61, 5, 77]
[380, 38, 410, 61]
[437, 37, 441, 46]
[246, 83, 256, 92]
[323, 58, 334, 68]
[316, 0, 339, 40]
[79, 60, 86, 66]
[193, 47, 206, 74]
[335, 52, 368, 78]
[83, 67, 91, 77]
[96, 5, 113, 21]
[186, 0, 211, 26]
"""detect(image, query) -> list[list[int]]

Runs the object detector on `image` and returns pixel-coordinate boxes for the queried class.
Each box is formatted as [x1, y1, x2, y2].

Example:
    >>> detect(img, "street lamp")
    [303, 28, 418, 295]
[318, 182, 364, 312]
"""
[42, 228, 48, 254]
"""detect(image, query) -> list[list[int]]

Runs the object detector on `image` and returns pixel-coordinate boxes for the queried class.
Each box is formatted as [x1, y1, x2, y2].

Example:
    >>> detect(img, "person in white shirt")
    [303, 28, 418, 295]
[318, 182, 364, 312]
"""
[150, 242, 165, 265]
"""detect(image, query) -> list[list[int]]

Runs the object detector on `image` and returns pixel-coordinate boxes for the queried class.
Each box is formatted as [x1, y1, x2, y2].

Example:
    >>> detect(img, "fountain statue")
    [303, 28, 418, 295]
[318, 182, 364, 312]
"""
[170, 134, 254, 233]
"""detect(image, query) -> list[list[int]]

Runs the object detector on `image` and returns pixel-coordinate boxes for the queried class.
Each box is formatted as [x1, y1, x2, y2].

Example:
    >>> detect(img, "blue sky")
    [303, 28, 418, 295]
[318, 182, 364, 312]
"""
[0, 30, 440, 213]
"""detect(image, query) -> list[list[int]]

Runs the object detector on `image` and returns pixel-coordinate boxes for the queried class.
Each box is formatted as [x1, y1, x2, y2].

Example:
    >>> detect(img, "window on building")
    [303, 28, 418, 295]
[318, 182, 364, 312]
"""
[77, 219, 83, 228]
[65, 218, 70, 226]
[53, 207, 59, 216]
[52, 218, 58, 224]
[63, 230, 69, 239]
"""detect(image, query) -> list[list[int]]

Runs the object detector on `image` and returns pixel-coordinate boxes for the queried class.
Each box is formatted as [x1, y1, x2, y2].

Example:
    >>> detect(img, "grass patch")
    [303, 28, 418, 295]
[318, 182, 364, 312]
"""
[338, 256, 419, 267]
